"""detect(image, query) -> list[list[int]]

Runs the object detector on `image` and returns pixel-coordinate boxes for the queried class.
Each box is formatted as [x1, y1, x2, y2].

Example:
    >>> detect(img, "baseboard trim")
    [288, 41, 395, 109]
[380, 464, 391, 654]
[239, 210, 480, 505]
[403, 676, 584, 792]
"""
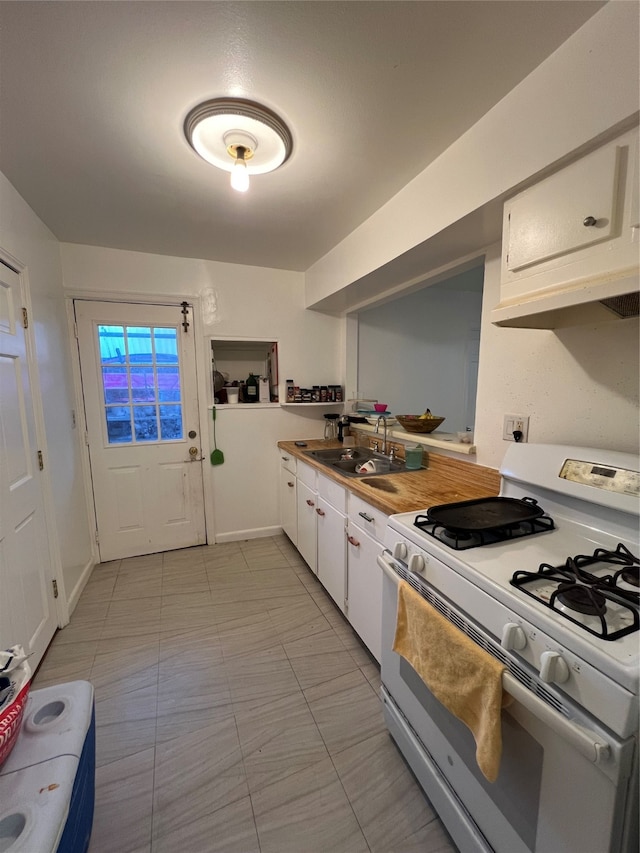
[64, 558, 96, 621]
[214, 525, 282, 544]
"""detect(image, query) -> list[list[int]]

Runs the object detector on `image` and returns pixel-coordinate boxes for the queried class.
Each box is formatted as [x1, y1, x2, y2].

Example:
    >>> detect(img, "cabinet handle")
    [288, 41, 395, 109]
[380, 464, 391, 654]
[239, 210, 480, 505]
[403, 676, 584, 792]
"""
[282, 456, 290, 461]
[583, 215, 597, 227]
[306, 499, 315, 507]
[347, 534, 360, 547]
[358, 512, 374, 523]
[315, 507, 325, 516]
[287, 481, 295, 488]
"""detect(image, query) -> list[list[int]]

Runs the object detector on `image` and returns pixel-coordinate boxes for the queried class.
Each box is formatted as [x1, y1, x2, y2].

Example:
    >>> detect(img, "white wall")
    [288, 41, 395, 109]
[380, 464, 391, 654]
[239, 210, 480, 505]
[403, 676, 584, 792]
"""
[60, 243, 344, 540]
[305, 1, 639, 306]
[357, 270, 483, 432]
[0, 173, 94, 605]
[474, 245, 639, 469]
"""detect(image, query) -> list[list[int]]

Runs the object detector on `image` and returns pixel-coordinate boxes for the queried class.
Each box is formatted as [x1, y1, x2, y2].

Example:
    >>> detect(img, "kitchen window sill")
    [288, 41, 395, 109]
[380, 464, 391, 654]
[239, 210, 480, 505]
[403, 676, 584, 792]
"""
[351, 422, 476, 455]
[280, 402, 343, 407]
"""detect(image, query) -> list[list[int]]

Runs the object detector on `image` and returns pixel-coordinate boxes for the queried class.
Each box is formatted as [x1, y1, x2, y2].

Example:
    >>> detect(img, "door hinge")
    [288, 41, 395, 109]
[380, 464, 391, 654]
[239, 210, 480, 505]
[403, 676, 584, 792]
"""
[180, 301, 190, 333]
[73, 321, 79, 339]
[22, 307, 28, 329]
[95, 529, 100, 545]
[37, 450, 44, 470]
[52, 579, 59, 599]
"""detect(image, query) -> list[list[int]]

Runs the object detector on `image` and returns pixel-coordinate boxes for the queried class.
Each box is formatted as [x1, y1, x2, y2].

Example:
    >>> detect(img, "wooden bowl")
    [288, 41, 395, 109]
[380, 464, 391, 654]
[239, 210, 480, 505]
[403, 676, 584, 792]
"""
[396, 415, 445, 433]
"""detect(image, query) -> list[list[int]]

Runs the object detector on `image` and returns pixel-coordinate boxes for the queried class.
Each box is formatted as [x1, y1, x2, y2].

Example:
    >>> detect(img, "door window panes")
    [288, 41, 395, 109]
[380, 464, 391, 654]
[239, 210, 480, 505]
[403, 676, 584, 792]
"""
[131, 366, 156, 402]
[98, 325, 183, 444]
[106, 407, 133, 443]
[160, 404, 182, 440]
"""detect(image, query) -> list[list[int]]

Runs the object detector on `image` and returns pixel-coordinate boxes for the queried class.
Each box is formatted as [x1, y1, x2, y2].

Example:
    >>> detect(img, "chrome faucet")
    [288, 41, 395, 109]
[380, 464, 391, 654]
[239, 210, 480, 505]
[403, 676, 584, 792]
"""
[375, 415, 388, 454]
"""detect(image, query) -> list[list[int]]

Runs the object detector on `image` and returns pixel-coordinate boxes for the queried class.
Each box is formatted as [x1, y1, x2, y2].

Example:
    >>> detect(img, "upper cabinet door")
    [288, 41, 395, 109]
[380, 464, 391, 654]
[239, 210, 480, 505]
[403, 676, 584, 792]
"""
[505, 142, 620, 273]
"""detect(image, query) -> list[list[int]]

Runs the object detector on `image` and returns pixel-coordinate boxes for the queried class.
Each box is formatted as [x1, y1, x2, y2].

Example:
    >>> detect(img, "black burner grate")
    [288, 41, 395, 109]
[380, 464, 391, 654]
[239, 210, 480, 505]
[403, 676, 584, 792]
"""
[511, 544, 640, 640]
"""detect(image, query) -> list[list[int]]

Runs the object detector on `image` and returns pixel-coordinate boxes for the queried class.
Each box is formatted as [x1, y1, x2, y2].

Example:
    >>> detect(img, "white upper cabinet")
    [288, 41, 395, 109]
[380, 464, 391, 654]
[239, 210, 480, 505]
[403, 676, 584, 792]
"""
[493, 125, 639, 329]
[505, 143, 619, 272]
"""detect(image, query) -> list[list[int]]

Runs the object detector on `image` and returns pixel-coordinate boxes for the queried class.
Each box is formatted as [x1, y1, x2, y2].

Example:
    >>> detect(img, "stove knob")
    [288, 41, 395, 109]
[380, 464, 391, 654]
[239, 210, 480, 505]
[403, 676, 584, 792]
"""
[392, 542, 408, 560]
[408, 553, 426, 575]
[501, 623, 527, 651]
[539, 651, 570, 684]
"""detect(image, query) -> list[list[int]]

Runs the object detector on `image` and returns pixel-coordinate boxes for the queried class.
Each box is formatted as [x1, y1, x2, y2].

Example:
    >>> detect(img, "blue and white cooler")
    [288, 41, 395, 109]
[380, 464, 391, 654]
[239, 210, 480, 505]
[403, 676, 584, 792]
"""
[0, 680, 95, 852]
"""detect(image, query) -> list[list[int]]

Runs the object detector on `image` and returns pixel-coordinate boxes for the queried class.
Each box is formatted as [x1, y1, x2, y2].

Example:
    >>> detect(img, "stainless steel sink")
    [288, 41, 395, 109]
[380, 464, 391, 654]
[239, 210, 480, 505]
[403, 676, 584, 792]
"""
[303, 447, 418, 477]
[305, 448, 370, 462]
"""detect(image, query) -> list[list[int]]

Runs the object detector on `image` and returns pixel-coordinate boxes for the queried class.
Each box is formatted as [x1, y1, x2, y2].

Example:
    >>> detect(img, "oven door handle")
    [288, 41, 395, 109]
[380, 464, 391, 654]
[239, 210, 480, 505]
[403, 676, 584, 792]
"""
[377, 552, 611, 766]
[502, 674, 610, 764]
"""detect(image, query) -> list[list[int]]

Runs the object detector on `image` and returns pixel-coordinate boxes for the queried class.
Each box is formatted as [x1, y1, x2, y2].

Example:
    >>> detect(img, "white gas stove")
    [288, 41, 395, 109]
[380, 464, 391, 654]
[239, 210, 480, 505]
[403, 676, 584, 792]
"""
[379, 443, 639, 853]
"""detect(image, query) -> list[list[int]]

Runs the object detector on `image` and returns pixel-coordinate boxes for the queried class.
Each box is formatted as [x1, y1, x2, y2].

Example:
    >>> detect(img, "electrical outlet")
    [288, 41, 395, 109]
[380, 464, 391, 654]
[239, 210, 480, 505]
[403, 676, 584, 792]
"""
[503, 414, 529, 442]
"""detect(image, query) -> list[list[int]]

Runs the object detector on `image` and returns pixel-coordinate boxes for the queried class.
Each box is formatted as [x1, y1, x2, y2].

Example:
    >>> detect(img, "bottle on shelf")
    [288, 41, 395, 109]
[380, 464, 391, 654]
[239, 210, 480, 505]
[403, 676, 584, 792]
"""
[245, 372, 259, 403]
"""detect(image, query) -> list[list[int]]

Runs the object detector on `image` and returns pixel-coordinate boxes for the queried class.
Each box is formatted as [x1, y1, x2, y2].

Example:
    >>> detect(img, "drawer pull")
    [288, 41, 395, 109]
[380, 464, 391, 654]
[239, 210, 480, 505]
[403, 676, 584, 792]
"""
[347, 534, 360, 547]
[282, 456, 290, 461]
[315, 507, 326, 516]
[306, 499, 315, 507]
[287, 481, 295, 488]
[358, 512, 374, 523]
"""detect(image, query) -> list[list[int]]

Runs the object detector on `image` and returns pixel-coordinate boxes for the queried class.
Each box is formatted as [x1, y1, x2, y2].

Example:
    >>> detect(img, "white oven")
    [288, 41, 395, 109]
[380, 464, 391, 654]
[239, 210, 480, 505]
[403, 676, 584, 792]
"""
[378, 443, 639, 853]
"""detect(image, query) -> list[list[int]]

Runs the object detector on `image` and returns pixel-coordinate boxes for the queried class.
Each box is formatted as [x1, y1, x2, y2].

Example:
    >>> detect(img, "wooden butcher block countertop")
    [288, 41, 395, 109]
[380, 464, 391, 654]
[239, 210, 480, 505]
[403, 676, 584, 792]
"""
[278, 439, 500, 516]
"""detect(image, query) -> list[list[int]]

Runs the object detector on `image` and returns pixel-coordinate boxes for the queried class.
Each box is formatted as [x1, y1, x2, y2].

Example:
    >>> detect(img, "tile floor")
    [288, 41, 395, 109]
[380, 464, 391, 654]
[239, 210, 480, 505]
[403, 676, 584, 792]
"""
[33, 535, 457, 853]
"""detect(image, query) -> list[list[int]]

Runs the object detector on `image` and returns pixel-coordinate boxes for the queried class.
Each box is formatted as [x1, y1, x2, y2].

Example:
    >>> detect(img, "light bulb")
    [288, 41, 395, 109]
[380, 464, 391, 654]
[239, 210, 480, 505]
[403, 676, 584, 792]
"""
[230, 147, 249, 192]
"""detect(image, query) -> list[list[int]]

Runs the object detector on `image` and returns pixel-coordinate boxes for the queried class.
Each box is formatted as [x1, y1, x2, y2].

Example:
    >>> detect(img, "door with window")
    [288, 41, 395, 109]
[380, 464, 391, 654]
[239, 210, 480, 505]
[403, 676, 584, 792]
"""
[75, 301, 206, 561]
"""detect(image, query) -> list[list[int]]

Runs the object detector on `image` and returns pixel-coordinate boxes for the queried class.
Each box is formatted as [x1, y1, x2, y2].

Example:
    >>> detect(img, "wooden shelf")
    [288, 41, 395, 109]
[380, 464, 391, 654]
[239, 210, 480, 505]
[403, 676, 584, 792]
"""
[208, 403, 279, 410]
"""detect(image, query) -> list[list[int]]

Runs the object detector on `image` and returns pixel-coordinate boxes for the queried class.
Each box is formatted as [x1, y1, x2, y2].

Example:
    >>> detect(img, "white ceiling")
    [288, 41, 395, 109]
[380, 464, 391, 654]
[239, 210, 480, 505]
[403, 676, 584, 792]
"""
[0, 1, 605, 272]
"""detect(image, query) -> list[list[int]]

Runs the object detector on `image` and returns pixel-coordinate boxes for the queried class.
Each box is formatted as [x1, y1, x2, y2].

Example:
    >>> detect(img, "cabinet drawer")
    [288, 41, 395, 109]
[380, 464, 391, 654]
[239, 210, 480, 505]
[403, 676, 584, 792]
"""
[279, 451, 297, 475]
[317, 472, 347, 513]
[297, 460, 317, 489]
[348, 495, 388, 543]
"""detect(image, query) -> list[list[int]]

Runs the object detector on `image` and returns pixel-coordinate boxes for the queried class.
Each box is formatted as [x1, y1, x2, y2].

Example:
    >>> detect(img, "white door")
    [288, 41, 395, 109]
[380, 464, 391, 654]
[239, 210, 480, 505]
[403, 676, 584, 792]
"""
[75, 301, 206, 561]
[0, 260, 57, 665]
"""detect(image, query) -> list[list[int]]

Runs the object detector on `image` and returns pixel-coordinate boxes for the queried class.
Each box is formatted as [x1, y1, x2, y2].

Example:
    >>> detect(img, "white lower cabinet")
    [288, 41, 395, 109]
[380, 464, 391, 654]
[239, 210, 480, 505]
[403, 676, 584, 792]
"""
[278, 451, 384, 659]
[316, 496, 347, 613]
[279, 464, 297, 545]
[346, 512, 384, 664]
[297, 479, 318, 573]
[346, 495, 387, 662]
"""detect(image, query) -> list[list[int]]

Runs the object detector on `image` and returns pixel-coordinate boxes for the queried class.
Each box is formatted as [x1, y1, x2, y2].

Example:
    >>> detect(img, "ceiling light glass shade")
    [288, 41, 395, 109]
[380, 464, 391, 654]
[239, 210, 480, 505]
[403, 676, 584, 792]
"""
[230, 152, 249, 193]
[184, 98, 292, 180]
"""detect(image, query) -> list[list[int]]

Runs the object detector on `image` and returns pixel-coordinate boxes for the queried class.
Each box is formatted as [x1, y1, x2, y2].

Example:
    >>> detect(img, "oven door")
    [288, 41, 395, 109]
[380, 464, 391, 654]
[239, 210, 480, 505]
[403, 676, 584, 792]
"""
[378, 552, 638, 853]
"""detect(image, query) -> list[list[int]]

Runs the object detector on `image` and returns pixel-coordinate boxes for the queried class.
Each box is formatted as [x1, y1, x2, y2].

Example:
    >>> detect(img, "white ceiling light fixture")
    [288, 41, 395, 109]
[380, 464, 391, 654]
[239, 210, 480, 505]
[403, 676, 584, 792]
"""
[184, 98, 293, 193]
